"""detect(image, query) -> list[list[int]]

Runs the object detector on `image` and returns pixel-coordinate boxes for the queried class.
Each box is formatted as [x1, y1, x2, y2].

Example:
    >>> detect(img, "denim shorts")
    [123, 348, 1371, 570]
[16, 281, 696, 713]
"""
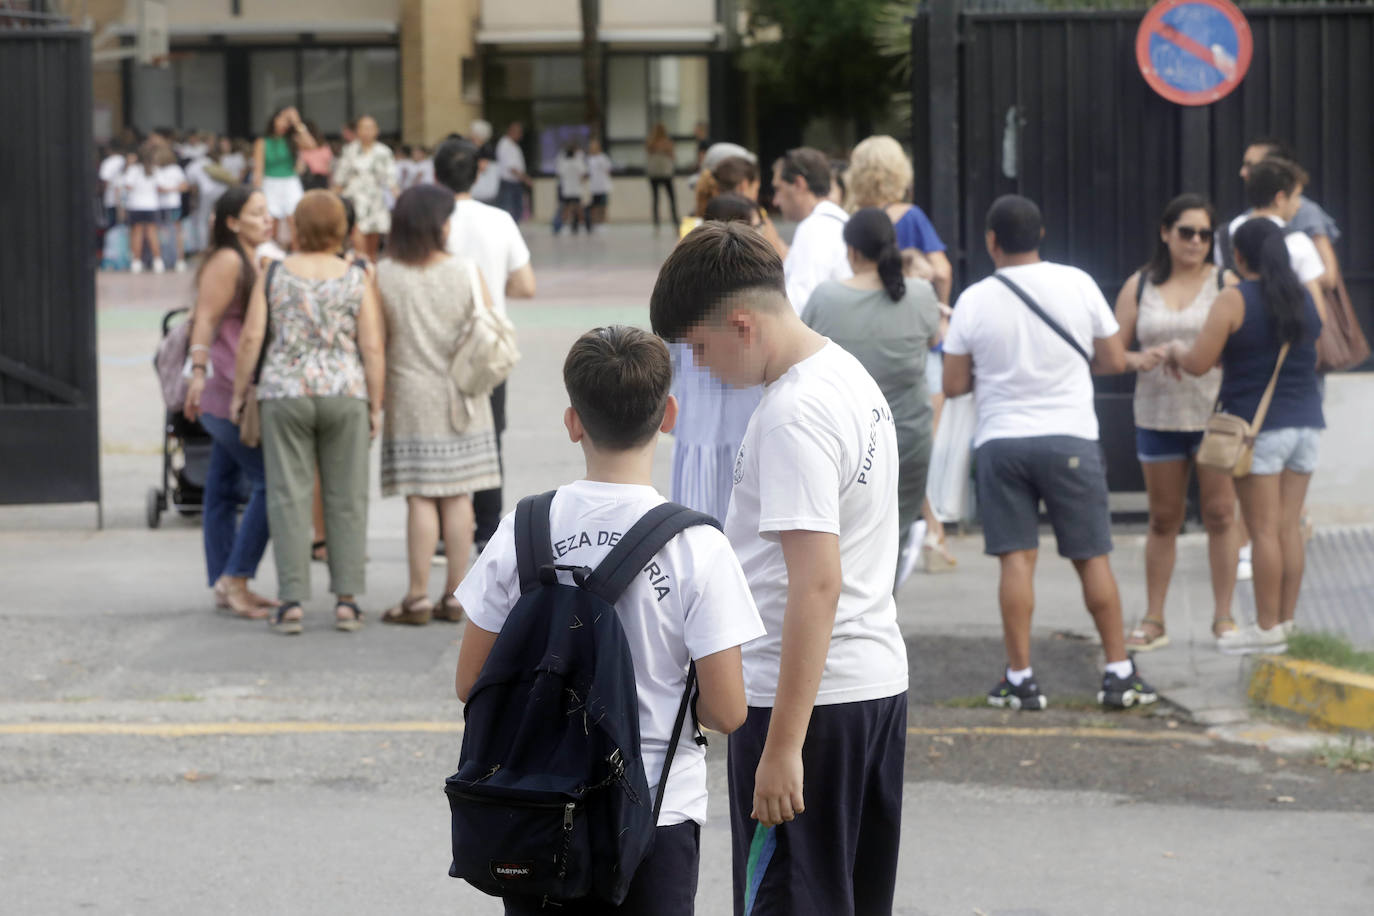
[1250, 426, 1321, 475]
[1136, 427, 1205, 463]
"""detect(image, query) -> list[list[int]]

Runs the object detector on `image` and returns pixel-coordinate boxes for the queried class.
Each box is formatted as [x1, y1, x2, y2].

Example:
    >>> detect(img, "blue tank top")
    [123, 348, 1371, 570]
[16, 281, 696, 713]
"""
[1217, 281, 1324, 432]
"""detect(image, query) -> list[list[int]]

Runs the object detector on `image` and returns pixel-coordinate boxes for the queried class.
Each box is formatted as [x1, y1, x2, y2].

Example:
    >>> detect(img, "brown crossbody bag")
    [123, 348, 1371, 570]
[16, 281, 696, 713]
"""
[1195, 343, 1289, 478]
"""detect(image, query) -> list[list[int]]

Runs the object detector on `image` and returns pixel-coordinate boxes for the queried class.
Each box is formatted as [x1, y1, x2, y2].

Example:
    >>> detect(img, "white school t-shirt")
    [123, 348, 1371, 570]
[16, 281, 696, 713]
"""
[99, 154, 125, 207]
[1219, 213, 1325, 284]
[122, 165, 161, 212]
[157, 164, 187, 210]
[587, 153, 613, 195]
[943, 261, 1119, 448]
[445, 198, 531, 318]
[725, 341, 908, 708]
[496, 135, 526, 182]
[456, 480, 766, 827]
[396, 159, 416, 191]
[556, 152, 586, 199]
[783, 200, 852, 313]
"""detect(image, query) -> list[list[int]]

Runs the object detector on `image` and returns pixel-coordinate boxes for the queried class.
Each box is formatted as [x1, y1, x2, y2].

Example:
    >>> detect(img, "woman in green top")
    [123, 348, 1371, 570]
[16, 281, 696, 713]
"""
[253, 106, 317, 248]
[801, 207, 943, 591]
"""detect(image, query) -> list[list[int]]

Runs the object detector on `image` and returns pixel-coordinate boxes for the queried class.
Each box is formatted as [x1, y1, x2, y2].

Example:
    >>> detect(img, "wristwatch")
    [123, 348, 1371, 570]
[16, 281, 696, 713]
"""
[183, 357, 213, 380]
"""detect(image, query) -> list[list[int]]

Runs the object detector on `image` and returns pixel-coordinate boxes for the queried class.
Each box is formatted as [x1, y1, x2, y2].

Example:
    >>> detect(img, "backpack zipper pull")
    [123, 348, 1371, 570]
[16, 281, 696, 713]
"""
[563, 802, 575, 831]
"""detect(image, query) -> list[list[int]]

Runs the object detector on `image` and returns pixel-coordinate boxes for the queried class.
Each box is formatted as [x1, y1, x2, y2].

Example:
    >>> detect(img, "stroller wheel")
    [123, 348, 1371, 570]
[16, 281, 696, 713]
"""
[146, 487, 162, 529]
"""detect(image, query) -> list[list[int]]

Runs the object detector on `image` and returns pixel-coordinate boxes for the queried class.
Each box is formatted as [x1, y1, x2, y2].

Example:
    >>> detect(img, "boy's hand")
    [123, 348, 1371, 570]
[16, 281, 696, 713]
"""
[751, 746, 805, 827]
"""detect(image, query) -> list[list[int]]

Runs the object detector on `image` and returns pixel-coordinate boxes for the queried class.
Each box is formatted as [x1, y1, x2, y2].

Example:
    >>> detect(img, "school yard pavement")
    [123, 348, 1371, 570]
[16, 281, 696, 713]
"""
[2, 226, 1372, 914]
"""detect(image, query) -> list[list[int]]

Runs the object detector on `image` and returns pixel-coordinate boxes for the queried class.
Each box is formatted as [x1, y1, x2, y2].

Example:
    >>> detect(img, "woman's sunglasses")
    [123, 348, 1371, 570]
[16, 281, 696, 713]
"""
[1175, 226, 1213, 242]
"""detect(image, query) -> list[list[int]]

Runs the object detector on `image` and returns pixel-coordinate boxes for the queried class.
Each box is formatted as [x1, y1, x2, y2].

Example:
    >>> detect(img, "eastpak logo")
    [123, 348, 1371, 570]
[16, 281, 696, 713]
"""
[491, 861, 535, 881]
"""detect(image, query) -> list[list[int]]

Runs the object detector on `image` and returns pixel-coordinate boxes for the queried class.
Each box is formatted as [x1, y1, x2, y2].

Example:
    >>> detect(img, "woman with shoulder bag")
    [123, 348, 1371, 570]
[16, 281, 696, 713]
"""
[232, 191, 386, 636]
[1165, 218, 1325, 656]
[375, 185, 502, 625]
[182, 187, 277, 619]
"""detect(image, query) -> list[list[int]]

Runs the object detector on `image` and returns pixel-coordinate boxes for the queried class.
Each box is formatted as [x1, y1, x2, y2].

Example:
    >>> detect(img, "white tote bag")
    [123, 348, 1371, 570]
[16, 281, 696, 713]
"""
[926, 393, 977, 524]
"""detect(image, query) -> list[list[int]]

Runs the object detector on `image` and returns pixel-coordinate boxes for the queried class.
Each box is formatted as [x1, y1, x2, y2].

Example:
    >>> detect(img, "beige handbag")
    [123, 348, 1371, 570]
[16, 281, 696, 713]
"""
[1196, 343, 1289, 478]
[238, 389, 262, 448]
[449, 260, 520, 401]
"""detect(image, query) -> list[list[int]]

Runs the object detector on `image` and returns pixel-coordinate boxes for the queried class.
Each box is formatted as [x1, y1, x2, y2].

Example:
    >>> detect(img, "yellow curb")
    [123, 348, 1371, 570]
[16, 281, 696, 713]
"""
[1248, 656, 1374, 733]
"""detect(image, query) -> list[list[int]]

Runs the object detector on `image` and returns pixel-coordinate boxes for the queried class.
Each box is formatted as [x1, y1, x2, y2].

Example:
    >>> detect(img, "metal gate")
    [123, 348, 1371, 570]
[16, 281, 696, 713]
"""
[913, 1, 1374, 494]
[0, 26, 100, 509]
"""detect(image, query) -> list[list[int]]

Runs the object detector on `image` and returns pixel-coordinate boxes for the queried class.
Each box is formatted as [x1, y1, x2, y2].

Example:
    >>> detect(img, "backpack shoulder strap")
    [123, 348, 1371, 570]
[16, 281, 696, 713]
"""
[993, 273, 1092, 366]
[1135, 270, 1147, 308]
[514, 490, 557, 595]
[584, 502, 721, 605]
[252, 260, 281, 385]
[1217, 222, 1238, 275]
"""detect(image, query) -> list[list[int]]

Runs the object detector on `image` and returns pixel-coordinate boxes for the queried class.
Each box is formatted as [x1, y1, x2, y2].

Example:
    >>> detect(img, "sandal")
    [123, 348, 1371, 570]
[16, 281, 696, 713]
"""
[270, 602, 304, 636]
[1212, 616, 1237, 639]
[311, 540, 328, 563]
[922, 533, 958, 573]
[335, 599, 365, 632]
[218, 583, 271, 620]
[1126, 618, 1169, 652]
[381, 595, 431, 627]
[433, 595, 465, 623]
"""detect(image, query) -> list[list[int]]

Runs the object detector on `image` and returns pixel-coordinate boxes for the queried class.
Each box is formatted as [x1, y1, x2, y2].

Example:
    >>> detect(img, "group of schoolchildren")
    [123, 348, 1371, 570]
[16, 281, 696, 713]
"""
[552, 139, 616, 234]
[450, 224, 907, 915]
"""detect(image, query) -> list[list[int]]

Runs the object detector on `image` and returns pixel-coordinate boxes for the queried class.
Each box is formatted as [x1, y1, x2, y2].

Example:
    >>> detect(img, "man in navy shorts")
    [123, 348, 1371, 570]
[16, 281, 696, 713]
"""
[943, 195, 1160, 713]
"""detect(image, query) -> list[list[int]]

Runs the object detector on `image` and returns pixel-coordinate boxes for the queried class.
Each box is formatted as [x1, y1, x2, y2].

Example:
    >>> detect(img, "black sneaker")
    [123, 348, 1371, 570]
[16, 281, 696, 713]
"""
[987, 671, 1048, 711]
[1097, 665, 1159, 709]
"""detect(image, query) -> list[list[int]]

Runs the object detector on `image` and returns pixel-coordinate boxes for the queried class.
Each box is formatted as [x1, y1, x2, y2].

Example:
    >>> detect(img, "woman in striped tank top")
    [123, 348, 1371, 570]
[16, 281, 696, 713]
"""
[1114, 194, 1240, 651]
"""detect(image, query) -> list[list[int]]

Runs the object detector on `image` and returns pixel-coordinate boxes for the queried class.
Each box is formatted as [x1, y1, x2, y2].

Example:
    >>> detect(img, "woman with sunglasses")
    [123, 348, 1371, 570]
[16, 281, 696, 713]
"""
[1114, 193, 1240, 651]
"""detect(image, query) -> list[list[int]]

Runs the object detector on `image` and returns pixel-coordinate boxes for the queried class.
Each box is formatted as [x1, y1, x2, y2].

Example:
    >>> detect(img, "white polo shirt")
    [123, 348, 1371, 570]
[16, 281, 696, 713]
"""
[784, 200, 852, 313]
[445, 198, 531, 318]
[1219, 213, 1325, 284]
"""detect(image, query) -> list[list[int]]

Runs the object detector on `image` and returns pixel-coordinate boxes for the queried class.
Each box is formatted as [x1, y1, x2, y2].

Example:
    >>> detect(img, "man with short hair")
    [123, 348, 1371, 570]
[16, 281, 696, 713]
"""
[1220, 157, 1327, 310]
[434, 136, 537, 553]
[772, 147, 851, 311]
[942, 194, 1160, 712]
[1239, 138, 1342, 291]
[495, 122, 530, 223]
[652, 223, 909, 916]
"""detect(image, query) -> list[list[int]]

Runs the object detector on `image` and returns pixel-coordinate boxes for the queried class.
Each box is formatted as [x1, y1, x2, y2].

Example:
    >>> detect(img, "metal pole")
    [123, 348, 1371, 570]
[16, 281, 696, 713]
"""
[1179, 105, 1210, 199]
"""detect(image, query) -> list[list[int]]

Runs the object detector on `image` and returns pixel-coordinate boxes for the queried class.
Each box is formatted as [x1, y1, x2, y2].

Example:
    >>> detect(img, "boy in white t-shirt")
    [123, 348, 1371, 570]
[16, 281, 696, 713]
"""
[585, 139, 614, 230]
[1217, 157, 1327, 311]
[650, 223, 909, 916]
[454, 326, 765, 915]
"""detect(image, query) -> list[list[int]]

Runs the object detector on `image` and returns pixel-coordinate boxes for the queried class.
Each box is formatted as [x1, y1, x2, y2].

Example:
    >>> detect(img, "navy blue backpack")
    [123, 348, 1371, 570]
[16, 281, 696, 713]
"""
[447, 490, 717, 905]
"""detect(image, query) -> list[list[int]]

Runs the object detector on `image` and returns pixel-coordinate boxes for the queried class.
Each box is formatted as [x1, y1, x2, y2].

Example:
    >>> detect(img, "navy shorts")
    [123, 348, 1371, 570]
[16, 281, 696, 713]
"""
[589, 193, 609, 208]
[502, 821, 700, 916]
[1136, 427, 1205, 464]
[127, 210, 159, 225]
[160, 207, 182, 223]
[728, 694, 907, 916]
[975, 435, 1113, 559]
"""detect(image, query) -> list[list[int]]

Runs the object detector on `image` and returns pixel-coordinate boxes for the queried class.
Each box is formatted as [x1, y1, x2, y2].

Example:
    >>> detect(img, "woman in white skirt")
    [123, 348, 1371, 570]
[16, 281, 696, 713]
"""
[253, 106, 316, 249]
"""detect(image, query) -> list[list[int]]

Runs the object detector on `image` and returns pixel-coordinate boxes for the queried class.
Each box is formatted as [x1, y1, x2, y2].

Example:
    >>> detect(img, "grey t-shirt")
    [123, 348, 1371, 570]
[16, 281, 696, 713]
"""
[1290, 197, 1341, 243]
[801, 278, 942, 457]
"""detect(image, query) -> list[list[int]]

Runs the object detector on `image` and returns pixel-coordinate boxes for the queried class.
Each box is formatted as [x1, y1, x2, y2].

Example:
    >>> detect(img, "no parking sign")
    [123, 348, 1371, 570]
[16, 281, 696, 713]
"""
[1136, 0, 1253, 106]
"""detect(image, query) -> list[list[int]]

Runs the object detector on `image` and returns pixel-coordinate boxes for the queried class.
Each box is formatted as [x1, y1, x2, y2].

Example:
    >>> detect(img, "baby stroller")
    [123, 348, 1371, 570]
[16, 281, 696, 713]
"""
[147, 307, 214, 528]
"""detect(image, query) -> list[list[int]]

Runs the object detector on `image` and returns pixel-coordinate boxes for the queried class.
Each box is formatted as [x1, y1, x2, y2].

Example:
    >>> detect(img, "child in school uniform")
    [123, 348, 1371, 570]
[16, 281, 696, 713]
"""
[650, 223, 909, 916]
[453, 325, 766, 916]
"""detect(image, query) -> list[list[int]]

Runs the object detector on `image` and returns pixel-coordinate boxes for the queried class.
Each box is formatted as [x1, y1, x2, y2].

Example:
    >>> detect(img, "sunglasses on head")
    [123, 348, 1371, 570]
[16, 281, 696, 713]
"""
[1175, 226, 1213, 242]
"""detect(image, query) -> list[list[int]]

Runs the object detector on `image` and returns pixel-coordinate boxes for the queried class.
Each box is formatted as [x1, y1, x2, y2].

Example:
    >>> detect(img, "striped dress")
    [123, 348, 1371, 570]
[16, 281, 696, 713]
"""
[376, 257, 501, 498]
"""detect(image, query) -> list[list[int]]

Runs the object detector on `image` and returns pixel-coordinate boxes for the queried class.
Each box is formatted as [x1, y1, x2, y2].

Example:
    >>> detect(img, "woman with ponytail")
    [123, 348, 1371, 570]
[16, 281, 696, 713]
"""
[801, 207, 943, 589]
[1167, 218, 1325, 655]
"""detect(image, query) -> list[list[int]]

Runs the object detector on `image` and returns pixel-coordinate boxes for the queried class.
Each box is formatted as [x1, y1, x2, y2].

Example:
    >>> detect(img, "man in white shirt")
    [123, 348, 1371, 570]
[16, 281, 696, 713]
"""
[651, 223, 908, 916]
[1218, 158, 1327, 311]
[434, 136, 537, 551]
[943, 194, 1159, 713]
[772, 147, 851, 312]
[495, 122, 530, 224]
[584, 139, 613, 230]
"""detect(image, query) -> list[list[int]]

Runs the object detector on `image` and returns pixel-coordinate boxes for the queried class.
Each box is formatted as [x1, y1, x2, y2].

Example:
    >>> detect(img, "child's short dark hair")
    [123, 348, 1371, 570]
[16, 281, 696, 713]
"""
[649, 222, 785, 341]
[564, 326, 673, 450]
[1245, 158, 1308, 209]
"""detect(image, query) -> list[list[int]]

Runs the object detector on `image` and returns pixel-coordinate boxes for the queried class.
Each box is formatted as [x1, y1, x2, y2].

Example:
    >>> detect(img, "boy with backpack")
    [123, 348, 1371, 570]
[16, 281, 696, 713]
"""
[650, 222, 910, 916]
[451, 325, 765, 915]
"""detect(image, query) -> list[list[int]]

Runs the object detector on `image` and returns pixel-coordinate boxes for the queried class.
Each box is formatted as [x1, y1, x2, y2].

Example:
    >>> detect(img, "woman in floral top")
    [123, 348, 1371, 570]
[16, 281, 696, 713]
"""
[233, 190, 386, 635]
[333, 115, 397, 261]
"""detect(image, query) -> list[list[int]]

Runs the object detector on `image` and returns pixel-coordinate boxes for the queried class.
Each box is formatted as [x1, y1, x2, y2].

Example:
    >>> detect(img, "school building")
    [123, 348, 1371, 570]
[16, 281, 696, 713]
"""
[90, 0, 737, 215]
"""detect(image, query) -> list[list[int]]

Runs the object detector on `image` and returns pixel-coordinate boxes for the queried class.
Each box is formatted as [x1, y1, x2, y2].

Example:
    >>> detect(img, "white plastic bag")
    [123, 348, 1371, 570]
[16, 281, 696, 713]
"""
[926, 393, 977, 524]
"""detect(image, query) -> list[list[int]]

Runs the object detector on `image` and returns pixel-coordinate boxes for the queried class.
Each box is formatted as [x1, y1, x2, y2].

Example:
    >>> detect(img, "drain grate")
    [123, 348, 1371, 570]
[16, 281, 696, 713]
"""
[1236, 526, 1374, 649]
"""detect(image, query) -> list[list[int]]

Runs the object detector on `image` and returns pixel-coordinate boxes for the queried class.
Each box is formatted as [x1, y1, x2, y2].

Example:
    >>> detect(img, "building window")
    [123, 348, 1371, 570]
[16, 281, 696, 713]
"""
[249, 50, 297, 133]
[351, 47, 400, 135]
[484, 55, 584, 174]
[606, 54, 709, 172]
[178, 53, 227, 136]
[301, 49, 348, 137]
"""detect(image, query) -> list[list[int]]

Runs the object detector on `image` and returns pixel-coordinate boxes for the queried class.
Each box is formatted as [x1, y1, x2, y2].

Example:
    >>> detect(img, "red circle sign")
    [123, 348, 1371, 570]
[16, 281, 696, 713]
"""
[1136, 0, 1253, 106]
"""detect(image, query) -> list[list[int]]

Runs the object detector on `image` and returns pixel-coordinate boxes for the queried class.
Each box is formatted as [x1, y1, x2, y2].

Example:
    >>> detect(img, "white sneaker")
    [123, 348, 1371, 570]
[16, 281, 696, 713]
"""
[175, 259, 188, 272]
[1281, 620, 1297, 638]
[1237, 544, 1253, 582]
[152, 260, 165, 274]
[129, 260, 143, 274]
[1217, 624, 1288, 656]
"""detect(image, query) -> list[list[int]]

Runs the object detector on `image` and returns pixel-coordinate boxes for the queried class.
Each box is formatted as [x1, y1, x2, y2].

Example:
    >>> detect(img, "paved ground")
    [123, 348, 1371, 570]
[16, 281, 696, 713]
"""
[3, 225, 1373, 914]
